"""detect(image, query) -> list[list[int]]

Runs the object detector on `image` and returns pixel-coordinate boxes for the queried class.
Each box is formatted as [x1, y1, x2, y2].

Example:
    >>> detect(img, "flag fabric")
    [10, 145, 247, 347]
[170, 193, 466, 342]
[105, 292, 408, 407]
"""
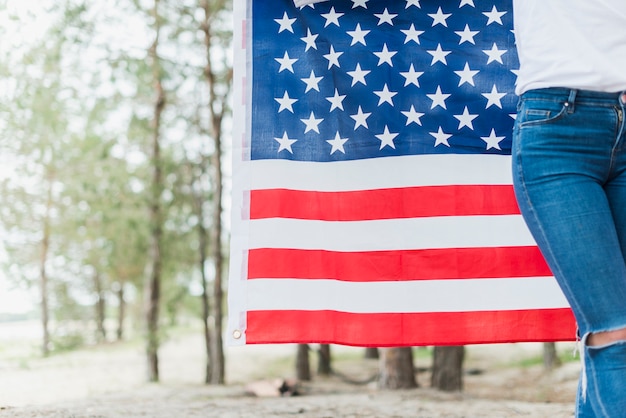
[227, 0, 576, 347]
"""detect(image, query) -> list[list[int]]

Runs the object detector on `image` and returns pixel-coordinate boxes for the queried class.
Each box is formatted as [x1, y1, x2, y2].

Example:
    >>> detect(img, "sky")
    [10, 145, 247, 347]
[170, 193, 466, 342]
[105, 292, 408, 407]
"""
[0, 278, 36, 315]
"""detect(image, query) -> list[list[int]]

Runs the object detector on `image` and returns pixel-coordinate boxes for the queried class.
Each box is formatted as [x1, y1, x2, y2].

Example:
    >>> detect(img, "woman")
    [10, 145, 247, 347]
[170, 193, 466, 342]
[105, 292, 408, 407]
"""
[512, 1, 626, 416]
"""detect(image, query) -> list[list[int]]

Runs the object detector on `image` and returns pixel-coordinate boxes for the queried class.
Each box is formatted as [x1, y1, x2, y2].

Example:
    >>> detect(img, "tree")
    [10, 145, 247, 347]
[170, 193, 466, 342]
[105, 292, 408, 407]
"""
[38, 177, 54, 356]
[317, 344, 332, 376]
[543, 342, 561, 371]
[198, 0, 232, 385]
[296, 344, 312, 381]
[0, 2, 91, 356]
[378, 347, 417, 389]
[364, 347, 379, 359]
[431, 346, 465, 392]
[144, 0, 166, 382]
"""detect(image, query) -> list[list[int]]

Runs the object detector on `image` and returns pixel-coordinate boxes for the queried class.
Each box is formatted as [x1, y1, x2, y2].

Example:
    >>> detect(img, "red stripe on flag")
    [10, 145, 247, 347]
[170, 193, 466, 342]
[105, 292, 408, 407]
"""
[246, 309, 576, 346]
[248, 246, 551, 281]
[250, 185, 520, 221]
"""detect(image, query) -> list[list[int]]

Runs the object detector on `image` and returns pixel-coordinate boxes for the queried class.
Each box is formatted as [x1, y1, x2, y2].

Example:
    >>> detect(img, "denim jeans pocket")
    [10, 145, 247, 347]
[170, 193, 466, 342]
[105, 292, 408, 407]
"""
[518, 99, 568, 128]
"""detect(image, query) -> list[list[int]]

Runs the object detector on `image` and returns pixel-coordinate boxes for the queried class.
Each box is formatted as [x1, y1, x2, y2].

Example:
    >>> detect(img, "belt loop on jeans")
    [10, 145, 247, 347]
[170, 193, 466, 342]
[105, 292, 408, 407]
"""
[565, 89, 577, 114]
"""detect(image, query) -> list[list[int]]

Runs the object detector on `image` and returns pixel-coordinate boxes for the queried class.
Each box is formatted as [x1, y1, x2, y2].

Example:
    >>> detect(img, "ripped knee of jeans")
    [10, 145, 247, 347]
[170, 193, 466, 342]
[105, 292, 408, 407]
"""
[587, 327, 626, 347]
[579, 325, 626, 402]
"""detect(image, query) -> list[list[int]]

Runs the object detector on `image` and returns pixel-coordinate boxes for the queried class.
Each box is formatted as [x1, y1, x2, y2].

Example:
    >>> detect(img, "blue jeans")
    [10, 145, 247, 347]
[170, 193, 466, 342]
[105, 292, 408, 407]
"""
[512, 88, 626, 417]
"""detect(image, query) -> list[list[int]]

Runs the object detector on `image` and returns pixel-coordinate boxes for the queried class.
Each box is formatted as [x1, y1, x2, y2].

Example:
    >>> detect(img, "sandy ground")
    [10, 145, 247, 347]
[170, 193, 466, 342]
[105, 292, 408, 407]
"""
[0, 322, 579, 417]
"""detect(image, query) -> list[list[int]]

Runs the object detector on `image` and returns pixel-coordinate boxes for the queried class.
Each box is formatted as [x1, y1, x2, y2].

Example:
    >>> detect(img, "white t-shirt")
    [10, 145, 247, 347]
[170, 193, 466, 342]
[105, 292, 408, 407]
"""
[513, 1, 626, 95]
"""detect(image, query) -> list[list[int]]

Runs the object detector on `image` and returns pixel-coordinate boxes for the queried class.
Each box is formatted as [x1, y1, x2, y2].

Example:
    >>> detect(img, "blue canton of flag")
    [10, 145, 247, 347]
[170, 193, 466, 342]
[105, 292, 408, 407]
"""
[251, 0, 519, 162]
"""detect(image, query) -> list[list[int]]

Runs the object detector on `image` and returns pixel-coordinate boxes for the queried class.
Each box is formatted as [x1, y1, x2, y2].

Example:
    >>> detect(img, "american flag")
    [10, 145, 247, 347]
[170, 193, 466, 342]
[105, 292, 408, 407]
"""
[227, 0, 576, 346]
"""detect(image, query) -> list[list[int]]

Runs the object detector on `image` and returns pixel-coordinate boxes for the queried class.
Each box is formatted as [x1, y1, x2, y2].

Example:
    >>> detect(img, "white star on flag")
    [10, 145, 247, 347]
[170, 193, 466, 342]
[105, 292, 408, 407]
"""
[427, 44, 452, 65]
[483, 6, 506, 25]
[481, 129, 505, 150]
[405, 0, 421, 8]
[427, 86, 451, 109]
[321, 7, 344, 27]
[274, 12, 296, 33]
[401, 24, 424, 44]
[454, 62, 479, 86]
[275, 91, 298, 113]
[375, 8, 397, 25]
[351, 106, 371, 129]
[375, 126, 399, 149]
[326, 89, 346, 112]
[274, 131, 297, 153]
[428, 7, 452, 27]
[300, 29, 318, 51]
[323, 46, 343, 69]
[301, 70, 323, 92]
[327, 132, 349, 154]
[275, 51, 298, 73]
[400, 64, 424, 87]
[483, 43, 507, 64]
[401, 105, 424, 125]
[347, 63, 370, 86]
[374, 84, 398, 106]
[301, 112, 323, 133]
[455, 24, 479, 44]
[374, 44, 397, 66]
[351, 0, 369, 8]
[347, 23, 370, 46]
[430, 127, 452, 147]
[482, 84, 507, 108]
[454, 106, 479, 129]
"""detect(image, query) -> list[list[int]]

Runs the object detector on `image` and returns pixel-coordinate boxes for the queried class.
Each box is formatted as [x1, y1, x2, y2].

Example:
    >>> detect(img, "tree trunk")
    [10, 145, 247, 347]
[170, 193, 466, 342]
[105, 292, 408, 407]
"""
[431, 346, 465, 392]
[208, 157, 224, 384]
[296, 344, 311, 381]
[39, 178, 53, 357]
[317, 344, 332, 376]
[200, 0, 227, 385]
[543, 342, 561, 371]
[195, 180, 212, 384]
[116, 284, 125, 341]
[145, 0, 165, 383]
[364, 347, 379, 359]
[378, 347, 417, 389]
[94, 271, 106, 343]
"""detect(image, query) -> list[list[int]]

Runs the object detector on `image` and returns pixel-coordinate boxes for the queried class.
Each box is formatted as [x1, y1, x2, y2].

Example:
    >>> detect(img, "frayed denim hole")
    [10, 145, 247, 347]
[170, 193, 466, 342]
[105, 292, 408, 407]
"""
[586, 338, 626, 352]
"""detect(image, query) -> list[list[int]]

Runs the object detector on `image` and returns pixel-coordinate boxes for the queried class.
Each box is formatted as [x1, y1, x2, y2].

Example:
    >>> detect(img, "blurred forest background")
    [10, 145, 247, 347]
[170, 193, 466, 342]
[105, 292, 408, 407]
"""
[0, 0, 231, 384]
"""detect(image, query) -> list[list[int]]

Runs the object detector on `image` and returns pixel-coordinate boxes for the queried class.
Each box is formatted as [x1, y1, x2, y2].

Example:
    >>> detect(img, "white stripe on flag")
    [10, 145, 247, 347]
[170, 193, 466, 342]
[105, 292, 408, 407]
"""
[248, 215, 535, 251]
[246, 277, 569, 313]
[248, 153, 513, 191]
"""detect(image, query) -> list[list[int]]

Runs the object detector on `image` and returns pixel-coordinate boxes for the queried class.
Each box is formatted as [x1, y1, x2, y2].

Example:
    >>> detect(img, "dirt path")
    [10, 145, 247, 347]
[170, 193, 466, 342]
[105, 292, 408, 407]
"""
[0, 325, 578, 417]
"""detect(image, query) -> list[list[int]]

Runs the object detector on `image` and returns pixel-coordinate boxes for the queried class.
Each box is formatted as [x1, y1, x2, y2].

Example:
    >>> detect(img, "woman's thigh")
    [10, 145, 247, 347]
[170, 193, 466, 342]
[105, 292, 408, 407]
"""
[512, 89, 626, 334]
